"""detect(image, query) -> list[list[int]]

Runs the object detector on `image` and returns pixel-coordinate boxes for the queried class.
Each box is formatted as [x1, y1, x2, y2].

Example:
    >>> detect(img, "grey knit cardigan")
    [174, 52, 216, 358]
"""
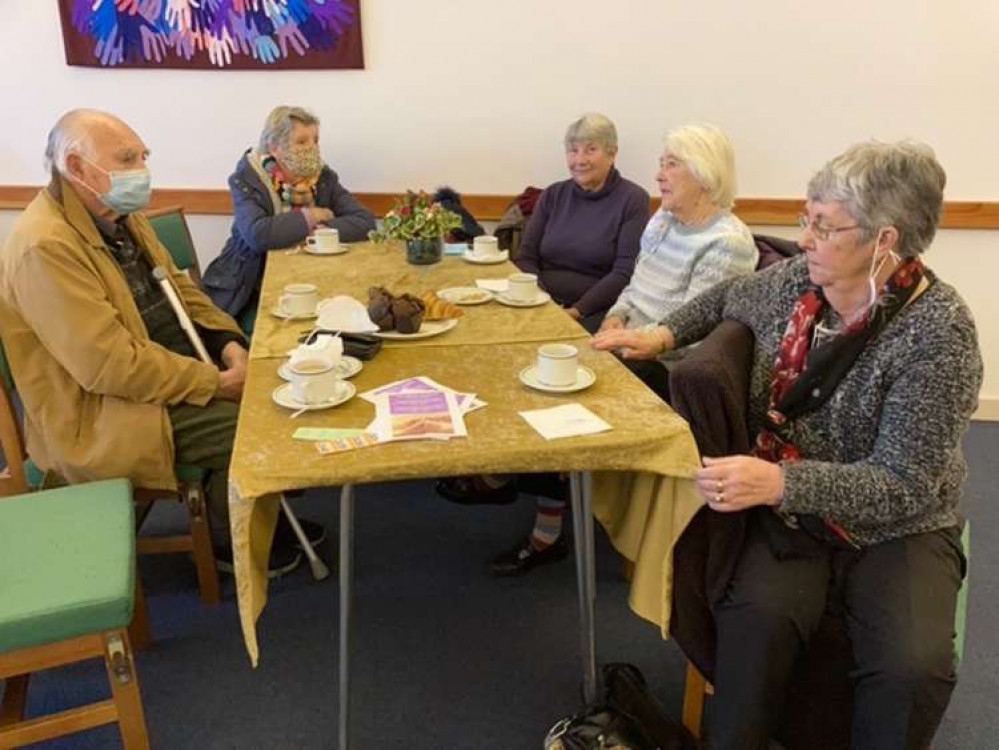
[662, 254, 983, 546]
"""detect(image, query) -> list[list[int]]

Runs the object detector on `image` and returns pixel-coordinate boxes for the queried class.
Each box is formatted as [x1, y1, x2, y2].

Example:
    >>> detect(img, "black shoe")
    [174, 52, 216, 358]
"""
[436, 476, 519, 506]
[490, 534, 569, 577]
[274, 513, 327, 550]
[214, 542, 303, 579]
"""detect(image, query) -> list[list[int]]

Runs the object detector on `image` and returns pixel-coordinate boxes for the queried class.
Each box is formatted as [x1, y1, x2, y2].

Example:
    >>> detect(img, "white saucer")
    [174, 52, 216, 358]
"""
[272, 381, 356, 411]
[462, 250, 509, 265]
[278, 356, 363, 381]
[304, 244, 349, 256]
[270, 307, 318, 321]
[519, 364, 596, 393]
[437, 286, 494, 305]
[496, 291, 552, 308]
[374, 318, 459, 340]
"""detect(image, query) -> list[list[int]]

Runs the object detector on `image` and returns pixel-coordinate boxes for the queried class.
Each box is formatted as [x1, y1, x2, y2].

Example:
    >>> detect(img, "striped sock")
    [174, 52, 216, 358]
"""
[530, 497, 565, 551]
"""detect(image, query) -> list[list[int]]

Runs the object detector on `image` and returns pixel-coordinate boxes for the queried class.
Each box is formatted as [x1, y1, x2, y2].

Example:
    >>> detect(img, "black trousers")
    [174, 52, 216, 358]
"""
[707, 511, 965, 750]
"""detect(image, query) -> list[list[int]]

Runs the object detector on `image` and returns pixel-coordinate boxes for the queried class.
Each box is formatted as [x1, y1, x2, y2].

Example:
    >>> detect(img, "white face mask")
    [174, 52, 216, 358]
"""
[73, 156, 152, 215]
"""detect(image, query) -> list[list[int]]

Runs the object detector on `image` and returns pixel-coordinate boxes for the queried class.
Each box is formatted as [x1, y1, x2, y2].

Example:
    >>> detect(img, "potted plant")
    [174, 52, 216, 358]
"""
[369, 190, 463, 265]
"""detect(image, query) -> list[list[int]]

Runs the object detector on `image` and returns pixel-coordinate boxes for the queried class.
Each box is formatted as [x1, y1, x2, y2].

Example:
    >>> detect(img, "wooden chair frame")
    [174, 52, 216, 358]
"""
[0, 629, 149, 749]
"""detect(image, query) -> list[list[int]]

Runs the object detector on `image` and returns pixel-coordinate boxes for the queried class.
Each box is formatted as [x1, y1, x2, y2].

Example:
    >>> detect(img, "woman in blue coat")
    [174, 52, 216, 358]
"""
[203, 105, 375, 331]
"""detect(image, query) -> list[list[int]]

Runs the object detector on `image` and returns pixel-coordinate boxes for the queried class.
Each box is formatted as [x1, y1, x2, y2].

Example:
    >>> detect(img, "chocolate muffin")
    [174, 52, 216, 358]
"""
[391, 294, 425, 334]
[367, 286, 395, 331]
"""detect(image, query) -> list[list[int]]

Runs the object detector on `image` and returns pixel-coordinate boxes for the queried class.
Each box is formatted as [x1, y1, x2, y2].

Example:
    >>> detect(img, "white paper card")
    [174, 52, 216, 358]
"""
[519, 404, 612, 441]
[475, 278, 509, 293]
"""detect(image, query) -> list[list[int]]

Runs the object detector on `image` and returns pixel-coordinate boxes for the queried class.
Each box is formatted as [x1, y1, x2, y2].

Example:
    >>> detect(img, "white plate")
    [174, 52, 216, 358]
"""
[272, 381, 356, 411]
[278, 356, 363, 382]
[519, 364, 596, 394]
[437, 286, 495, 305]
[461, 250, 509, 265]
[374, 318, 459, 340]
[304, 244, 349, 256]
[270, 307, 318, 321]
[496, 291, 552, 308]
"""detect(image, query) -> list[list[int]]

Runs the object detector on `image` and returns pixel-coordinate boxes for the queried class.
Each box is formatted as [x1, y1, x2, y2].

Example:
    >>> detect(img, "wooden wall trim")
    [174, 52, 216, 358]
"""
[2, 185, 998, 229]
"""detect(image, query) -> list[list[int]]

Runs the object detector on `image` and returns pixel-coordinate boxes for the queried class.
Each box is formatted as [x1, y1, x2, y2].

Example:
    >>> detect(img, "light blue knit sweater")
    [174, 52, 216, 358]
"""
[606, 208, 758, 329]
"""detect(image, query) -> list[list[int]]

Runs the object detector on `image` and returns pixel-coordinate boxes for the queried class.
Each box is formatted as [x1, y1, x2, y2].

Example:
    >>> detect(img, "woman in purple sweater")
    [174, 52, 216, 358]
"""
[515, 113, 650, 332]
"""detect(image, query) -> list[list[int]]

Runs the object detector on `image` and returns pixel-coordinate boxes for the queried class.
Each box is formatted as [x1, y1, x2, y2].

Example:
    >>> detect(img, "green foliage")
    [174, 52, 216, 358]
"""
[368, 190, 463, 242]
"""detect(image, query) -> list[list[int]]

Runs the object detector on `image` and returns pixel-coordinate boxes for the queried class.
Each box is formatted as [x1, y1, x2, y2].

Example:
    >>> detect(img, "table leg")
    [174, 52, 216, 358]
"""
[569, 471, 598, 703]
[338, 484, 355, 750]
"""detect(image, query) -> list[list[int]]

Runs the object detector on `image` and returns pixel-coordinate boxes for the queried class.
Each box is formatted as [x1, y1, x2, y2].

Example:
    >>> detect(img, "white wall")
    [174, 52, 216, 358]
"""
[1, 0, 997, 409]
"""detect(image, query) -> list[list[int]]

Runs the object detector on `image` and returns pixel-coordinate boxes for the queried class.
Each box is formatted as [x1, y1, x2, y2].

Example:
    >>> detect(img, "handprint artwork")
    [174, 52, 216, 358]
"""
[58, 0, 363, 69]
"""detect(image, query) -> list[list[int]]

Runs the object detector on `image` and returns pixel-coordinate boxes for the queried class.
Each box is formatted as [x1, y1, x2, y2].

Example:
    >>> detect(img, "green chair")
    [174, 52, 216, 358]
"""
[0, 336, 220, 633]
[145, 205, 203, 286]
[0, 479, 151, 749]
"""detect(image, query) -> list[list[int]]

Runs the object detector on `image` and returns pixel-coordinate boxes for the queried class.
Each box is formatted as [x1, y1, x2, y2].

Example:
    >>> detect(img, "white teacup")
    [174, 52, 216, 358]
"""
[278, 283, 319, 317]
[508, 272, 539, 302]
[307, 228, 340, 254]
[536, 343, 579, 387]
[472, 235, 500, 258]
[289, 359, 340, 405]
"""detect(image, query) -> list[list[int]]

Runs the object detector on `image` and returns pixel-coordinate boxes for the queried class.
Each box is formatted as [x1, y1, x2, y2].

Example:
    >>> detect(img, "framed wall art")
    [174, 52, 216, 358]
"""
[57, 0, 364, 70]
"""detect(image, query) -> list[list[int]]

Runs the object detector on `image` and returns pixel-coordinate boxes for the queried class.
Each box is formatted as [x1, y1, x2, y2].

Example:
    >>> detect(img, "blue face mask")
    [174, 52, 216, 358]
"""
[78, 158, 152, 215]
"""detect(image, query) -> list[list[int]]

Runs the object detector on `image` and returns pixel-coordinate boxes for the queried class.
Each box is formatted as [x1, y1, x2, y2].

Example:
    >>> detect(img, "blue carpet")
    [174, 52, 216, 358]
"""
[7, 423, 998, 748]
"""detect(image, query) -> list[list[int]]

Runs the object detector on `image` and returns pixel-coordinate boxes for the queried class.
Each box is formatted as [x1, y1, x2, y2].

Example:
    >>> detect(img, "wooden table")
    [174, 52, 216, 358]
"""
[228, 242, 703, 748]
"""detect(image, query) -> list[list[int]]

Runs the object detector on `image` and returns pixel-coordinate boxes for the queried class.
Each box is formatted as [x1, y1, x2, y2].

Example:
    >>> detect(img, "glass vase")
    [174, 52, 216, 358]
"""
[405, 237, 443, 266]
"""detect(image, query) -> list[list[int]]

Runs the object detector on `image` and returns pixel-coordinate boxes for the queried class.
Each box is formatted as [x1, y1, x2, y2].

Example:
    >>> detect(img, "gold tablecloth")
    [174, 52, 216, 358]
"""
[230, 246, 704, 665]
[249, 242, 589, 359]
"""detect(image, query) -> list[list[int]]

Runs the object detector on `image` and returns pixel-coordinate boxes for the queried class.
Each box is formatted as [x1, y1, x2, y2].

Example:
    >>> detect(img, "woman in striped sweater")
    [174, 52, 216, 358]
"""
[600, 124, 758, 400]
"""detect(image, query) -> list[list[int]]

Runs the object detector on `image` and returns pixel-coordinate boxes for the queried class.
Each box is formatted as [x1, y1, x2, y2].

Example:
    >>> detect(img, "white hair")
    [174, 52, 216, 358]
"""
[663, 123, 738, 210]
[564, 113, 618, 155]
[44, 109, 112, 175]
[258, 105, 320, 153]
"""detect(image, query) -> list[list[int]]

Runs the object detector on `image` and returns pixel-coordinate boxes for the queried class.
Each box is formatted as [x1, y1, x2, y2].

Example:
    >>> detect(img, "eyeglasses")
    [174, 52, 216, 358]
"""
[797, 213, 860, 242]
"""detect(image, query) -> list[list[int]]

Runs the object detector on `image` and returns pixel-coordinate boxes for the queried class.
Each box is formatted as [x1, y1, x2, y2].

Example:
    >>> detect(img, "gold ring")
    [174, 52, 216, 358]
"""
[715, 492, 725, 504]
[716, 479, 724, 493]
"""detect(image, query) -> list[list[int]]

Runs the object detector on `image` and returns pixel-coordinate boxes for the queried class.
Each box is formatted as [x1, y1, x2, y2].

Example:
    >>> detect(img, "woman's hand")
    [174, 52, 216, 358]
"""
[591, 326, 671, 360]
[695, 456, 785, 512]
[304, 207, 334, 229]
[598, 316, 625, 333]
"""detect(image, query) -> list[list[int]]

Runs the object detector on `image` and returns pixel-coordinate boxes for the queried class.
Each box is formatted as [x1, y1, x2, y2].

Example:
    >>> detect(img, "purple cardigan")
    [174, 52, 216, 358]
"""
[514, 168, 650, 316]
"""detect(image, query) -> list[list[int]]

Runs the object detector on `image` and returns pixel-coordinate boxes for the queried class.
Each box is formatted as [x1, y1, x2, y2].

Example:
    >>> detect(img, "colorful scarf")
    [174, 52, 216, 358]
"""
[262, 154, 319, 209]
[755, 257, 929, 548]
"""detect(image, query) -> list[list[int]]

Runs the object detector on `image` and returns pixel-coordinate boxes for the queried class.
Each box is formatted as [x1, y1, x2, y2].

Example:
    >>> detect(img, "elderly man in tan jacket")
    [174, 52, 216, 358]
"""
[0, 109, 310, 576]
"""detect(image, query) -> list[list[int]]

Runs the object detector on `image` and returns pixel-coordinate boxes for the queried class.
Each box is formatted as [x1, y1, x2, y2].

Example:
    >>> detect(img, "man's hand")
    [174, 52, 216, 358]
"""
[591, 326, 673, 360]
[215, 341, 248, 402]
[221, 341, 248, 370]
[598, 316, 625, 333]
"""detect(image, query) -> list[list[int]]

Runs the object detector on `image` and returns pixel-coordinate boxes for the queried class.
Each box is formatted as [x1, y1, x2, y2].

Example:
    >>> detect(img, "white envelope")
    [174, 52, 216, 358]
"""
[316, 296, 379, 333]
[289, 334, 344, 369]
[475, 279, 509, 293]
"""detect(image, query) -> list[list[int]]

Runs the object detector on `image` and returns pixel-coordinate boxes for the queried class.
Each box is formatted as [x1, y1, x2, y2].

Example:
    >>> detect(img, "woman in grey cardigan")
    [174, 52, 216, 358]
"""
[595, 140, 982, 750]
[202, 106, 375, 331]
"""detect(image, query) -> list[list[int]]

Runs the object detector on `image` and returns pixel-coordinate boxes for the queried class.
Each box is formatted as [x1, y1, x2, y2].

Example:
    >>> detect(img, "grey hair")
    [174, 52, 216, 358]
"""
[44, 108, 111, 175]
[564, 113, 618, 155]
[258, 106, 320, 153]
[807, 140, 946, 258]
[663, 124, 738, 210]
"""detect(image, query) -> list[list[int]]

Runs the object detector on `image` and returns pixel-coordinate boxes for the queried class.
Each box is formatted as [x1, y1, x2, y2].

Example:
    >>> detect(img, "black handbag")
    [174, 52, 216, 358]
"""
[298, 330, 383, 361]
[543, 664, 696, 750]
[543, 705, 658, 750]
